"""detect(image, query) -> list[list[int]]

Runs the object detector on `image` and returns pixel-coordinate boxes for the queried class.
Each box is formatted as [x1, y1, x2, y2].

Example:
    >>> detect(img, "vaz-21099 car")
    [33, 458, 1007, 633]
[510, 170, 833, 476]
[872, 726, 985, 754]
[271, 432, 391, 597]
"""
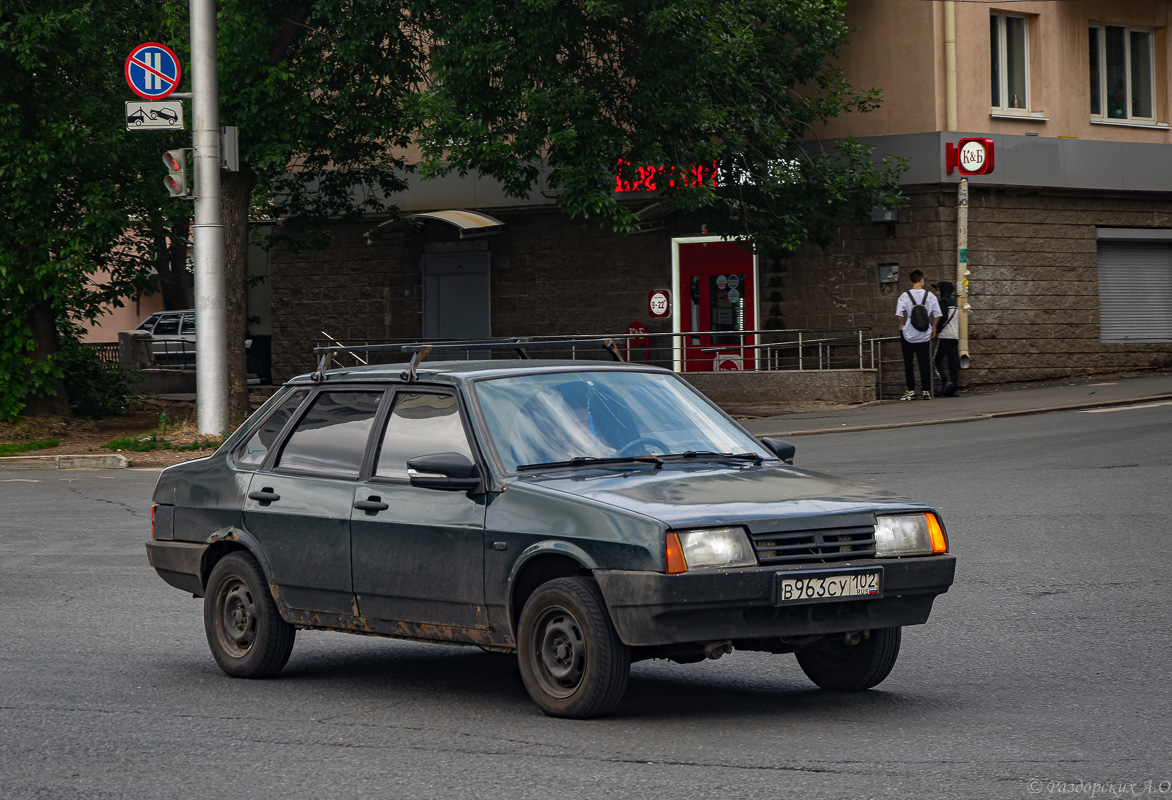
[146, 339, 956, 718]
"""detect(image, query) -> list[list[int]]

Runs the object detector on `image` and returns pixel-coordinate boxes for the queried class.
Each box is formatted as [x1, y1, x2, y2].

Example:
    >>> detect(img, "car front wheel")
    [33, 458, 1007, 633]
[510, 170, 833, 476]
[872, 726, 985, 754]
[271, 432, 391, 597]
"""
[203, 551, 295, 678]
[795, 627, 901, 691]
[517, 577, 630, 719]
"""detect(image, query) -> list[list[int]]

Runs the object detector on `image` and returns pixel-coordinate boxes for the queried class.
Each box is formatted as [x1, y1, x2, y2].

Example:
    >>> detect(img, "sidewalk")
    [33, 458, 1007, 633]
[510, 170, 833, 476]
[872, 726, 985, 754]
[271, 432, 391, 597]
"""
[4, 371, 1170, 470]
[740, 371, 1172, 438]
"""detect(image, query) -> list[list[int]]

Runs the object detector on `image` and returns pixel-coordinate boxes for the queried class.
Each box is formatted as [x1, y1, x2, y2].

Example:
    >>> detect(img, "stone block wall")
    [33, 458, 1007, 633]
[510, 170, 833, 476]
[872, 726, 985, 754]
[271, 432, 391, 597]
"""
[270, 210, 691, 381]
[776, 188, 1172, 394]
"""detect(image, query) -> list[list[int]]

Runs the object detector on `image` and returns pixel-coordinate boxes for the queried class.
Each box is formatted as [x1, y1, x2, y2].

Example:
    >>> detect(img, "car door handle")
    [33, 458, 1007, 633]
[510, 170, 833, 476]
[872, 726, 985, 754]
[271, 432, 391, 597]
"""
[248, 489, 281, 503]
[353, 498, 389, 512]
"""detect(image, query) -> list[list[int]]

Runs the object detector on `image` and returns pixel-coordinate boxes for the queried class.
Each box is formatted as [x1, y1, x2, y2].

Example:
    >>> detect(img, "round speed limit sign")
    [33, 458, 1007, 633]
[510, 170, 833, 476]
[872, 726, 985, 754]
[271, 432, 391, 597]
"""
[648, 290, 670, 318]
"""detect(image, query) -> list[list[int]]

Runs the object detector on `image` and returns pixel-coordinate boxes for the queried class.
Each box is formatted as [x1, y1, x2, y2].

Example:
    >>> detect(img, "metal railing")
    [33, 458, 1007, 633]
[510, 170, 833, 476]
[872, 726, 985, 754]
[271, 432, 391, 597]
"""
[313, 327, 881, 374]
[85, 342, 120, 363]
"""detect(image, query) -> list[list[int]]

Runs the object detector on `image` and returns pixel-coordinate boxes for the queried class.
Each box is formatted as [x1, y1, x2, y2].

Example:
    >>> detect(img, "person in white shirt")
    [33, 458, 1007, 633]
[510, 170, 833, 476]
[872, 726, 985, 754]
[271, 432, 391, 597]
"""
[895, 270, 942, 400]
[932, 280, 960, 396]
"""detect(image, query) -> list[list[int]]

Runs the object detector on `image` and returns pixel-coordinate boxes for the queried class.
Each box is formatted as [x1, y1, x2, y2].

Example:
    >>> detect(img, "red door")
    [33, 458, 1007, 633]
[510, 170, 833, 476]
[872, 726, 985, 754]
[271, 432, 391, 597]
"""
[678, 241, 755, 371]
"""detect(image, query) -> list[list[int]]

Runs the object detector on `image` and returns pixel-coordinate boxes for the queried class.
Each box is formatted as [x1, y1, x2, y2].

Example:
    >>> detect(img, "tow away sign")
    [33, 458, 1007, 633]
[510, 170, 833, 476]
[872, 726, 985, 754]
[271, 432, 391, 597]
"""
[125, 101, 184, 131]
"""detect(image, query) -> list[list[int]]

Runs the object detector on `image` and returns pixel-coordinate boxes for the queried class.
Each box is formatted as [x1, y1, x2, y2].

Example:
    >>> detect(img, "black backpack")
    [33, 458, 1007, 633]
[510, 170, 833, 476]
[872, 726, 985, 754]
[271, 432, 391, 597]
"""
[907, 289, 931, 332]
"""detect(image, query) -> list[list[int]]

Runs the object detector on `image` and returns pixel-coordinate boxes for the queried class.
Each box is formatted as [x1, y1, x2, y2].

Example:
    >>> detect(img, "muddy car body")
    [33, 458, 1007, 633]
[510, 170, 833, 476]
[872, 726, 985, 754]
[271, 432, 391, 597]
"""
[146, 340, 956, 718]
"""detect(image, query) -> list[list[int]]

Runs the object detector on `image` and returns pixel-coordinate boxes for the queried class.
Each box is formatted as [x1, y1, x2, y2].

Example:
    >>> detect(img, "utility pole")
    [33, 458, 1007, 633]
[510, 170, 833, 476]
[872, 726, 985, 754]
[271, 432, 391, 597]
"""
[190, 0, 229, 434]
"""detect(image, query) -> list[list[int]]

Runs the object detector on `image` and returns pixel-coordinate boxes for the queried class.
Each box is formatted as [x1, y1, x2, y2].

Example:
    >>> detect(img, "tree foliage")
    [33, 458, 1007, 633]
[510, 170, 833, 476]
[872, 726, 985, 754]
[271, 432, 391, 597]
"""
[0, 1, 188, 419]
[1, 0, 899, 421]
[411, 0, 905, 253]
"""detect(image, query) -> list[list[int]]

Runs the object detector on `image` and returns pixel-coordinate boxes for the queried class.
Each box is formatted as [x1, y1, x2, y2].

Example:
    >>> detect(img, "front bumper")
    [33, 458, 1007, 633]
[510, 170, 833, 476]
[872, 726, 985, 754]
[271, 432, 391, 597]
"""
[594, 554, 956, 647]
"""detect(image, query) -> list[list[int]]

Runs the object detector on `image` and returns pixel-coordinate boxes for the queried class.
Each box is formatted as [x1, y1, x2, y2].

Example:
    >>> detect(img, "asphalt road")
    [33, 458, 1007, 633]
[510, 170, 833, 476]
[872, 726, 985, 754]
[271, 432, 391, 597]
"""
[1, 403, 1169, 799]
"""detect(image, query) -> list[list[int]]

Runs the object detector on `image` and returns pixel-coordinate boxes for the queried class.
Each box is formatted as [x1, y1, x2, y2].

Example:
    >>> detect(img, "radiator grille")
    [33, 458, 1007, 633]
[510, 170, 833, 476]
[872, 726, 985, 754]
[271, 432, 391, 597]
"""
[751, 525, 876, 565]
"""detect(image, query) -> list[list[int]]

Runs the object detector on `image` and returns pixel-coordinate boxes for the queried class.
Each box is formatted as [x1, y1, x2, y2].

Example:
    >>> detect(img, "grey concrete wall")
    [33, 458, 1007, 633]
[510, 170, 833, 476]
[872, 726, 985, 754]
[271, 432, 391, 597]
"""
[684, 370, 877, 416]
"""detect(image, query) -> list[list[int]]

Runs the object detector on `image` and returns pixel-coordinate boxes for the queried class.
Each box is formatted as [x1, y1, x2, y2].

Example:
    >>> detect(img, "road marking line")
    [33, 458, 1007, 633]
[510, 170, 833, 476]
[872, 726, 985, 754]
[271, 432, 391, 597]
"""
[1079, 401, 1172, 413]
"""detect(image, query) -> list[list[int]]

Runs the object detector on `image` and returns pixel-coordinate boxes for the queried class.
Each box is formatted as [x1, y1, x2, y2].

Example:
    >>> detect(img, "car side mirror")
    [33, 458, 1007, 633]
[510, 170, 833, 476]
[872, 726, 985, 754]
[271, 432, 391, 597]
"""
[407, 452, 483, 491]
[759, 437, 796, 464]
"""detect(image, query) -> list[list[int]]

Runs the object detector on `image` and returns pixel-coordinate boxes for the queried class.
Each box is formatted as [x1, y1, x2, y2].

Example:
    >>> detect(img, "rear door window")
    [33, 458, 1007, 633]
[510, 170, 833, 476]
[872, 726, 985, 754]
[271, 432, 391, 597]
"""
[276, 390, 384, 478]
[181, 313, 196, 336]
[153, 314, 182, 336]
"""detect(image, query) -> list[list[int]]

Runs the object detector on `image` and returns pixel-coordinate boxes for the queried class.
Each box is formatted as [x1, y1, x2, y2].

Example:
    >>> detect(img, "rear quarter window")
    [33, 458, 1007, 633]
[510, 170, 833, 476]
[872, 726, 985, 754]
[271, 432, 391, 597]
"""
[235, 389, 309, 469]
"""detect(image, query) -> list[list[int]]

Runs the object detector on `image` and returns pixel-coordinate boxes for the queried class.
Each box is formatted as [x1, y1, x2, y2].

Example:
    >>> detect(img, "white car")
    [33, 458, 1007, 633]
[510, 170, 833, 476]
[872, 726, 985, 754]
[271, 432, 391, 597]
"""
[124, 310, 254, 367]
[127, 310, 197, 365]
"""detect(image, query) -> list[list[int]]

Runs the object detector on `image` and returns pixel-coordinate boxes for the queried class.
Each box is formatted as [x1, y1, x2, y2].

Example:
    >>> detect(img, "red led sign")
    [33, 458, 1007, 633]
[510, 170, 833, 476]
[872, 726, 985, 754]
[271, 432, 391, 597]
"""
[615, 159, 719, 193]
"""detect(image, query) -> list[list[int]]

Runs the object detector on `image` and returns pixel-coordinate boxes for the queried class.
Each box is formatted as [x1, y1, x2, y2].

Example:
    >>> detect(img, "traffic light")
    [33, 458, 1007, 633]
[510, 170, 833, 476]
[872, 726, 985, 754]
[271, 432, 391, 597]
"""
[162, 149, 187, 196]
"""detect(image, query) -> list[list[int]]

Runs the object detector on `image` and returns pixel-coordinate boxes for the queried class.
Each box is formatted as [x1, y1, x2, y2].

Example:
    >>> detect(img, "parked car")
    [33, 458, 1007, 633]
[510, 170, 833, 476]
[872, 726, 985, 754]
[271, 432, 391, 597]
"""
[121, 310, 267, 380]
[146, 339, 956, 718]
[125, 310, 197, 365]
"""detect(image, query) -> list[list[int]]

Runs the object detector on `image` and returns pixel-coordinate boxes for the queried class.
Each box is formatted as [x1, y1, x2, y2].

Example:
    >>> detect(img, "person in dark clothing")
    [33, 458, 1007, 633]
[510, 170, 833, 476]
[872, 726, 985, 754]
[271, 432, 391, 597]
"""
[933, 280, 960, 397]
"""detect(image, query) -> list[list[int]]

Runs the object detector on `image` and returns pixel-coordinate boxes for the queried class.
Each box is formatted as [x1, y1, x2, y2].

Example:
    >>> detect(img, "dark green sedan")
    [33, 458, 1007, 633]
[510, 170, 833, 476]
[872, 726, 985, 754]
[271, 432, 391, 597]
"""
[146, 344, 955, 719]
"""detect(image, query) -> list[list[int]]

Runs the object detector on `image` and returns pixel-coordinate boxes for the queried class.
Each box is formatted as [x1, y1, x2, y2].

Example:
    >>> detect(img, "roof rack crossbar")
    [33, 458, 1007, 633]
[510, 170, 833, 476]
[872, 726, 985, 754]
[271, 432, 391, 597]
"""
[309, 337, 624, 380]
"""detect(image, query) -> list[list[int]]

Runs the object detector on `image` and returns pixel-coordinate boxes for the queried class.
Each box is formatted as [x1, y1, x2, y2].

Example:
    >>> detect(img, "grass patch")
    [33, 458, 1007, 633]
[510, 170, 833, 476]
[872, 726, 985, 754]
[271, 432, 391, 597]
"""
[0, 439, 60, 457]
[102, 412, 223, 453]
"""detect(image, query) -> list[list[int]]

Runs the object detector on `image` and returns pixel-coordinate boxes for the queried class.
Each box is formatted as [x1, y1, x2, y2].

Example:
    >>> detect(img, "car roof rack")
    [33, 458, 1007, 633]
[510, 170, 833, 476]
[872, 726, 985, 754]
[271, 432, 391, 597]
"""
[310, 337, 624, 383]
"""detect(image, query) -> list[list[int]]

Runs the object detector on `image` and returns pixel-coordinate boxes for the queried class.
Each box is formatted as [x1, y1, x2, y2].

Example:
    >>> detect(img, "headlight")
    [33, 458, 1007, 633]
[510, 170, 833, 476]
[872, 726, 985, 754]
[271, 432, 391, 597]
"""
[666, 526, 757, 573]
[875, 513, 948, 557]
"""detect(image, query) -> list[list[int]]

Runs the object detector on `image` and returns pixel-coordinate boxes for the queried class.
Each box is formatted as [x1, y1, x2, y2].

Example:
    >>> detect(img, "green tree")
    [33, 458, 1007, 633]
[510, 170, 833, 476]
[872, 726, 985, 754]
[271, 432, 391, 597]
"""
[168, 0, 424, 422]
[411, 0, 904, 253]
[0, 1, 188, 419]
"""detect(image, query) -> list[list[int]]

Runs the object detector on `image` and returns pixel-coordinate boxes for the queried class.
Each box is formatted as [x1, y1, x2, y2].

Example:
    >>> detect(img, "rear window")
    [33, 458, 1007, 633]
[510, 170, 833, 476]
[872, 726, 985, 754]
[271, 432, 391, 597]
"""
[275, 391, 383, 478]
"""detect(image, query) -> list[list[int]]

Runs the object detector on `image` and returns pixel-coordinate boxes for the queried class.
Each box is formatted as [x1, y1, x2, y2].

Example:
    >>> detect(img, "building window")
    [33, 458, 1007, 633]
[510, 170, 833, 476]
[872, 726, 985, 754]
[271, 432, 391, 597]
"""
[1090, 24, 1155, 121]
[991, 14, 1029, 111]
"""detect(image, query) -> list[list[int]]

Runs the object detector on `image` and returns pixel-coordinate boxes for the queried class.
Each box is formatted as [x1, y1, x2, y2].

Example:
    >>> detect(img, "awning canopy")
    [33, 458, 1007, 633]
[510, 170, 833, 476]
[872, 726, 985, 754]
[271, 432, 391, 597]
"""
[365, 209, 506, 244]
[406, 209, 505, 236]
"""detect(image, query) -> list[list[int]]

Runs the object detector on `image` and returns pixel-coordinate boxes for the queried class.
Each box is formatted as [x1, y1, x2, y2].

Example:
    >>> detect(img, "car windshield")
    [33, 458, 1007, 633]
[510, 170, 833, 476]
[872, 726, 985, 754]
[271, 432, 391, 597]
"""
[471, 369, 770, 472]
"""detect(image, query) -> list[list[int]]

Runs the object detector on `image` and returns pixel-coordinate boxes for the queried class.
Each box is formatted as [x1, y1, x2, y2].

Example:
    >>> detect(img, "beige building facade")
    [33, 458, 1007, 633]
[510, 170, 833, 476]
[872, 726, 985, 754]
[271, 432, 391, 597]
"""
[775, 0, 1172, 391]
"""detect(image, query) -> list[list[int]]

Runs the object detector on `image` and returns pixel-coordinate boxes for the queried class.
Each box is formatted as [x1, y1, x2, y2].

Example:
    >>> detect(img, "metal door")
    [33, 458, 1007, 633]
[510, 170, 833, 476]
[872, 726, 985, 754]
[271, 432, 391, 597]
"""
[422, 252, 491, 340]
[677, 241, 756, 371]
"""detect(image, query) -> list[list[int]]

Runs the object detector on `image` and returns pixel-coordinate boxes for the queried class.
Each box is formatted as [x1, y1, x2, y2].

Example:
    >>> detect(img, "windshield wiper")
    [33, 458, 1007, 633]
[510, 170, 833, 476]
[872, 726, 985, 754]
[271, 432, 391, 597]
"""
[658, 450, 764, 464]
[516, 455, 664, 472]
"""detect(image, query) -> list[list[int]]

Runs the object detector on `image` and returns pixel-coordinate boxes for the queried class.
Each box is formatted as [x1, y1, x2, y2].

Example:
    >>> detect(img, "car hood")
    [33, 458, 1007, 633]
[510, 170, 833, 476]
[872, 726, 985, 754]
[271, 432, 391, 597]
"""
[512, 462, 927, 530]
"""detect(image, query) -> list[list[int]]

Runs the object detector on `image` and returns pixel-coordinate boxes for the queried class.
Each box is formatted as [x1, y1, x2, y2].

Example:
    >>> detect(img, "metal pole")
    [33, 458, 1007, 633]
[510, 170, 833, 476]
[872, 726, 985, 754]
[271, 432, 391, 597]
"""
[190, 0, 229, 433]
[957, 178, 972, 369]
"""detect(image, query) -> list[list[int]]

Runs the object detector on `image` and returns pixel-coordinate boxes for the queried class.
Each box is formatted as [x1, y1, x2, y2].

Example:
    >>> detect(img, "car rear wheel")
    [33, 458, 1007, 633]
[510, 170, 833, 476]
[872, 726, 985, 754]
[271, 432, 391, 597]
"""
[517, 577, 630, 719]
[795, 627, 901, 691]
[203, 551, 295, 678]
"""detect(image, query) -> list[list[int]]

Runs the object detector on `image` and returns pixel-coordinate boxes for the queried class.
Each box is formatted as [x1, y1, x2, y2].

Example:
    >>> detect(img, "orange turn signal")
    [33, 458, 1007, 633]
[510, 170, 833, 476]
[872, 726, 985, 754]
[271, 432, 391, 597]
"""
[927, 513, 948, 553]
[150, 504, 156, 540]
[665, 531, 688, 574]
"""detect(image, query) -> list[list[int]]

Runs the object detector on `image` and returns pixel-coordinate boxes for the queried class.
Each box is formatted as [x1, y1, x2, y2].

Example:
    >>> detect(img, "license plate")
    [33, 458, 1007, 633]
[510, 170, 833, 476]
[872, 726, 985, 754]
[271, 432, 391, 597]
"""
[775, 568, 882, 606]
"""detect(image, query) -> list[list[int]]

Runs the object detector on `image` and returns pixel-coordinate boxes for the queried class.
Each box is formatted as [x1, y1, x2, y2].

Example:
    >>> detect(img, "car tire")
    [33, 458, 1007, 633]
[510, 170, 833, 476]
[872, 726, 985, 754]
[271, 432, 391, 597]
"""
[203, 551, 295, 679]
[517, 577, 630, 719]
[795, 627, 901, 691]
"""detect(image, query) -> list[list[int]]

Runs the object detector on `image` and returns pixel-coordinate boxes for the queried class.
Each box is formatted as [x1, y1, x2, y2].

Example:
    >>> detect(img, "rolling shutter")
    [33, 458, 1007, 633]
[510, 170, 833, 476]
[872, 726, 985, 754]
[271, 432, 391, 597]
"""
[1096, 240, 1172, 342]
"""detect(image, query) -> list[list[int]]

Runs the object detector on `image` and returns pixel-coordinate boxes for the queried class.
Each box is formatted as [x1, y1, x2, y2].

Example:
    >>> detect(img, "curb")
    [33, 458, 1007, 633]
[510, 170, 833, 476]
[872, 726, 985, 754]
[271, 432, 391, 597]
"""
[0, 454, 130, 470]
[754, 394, 1172, 438]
